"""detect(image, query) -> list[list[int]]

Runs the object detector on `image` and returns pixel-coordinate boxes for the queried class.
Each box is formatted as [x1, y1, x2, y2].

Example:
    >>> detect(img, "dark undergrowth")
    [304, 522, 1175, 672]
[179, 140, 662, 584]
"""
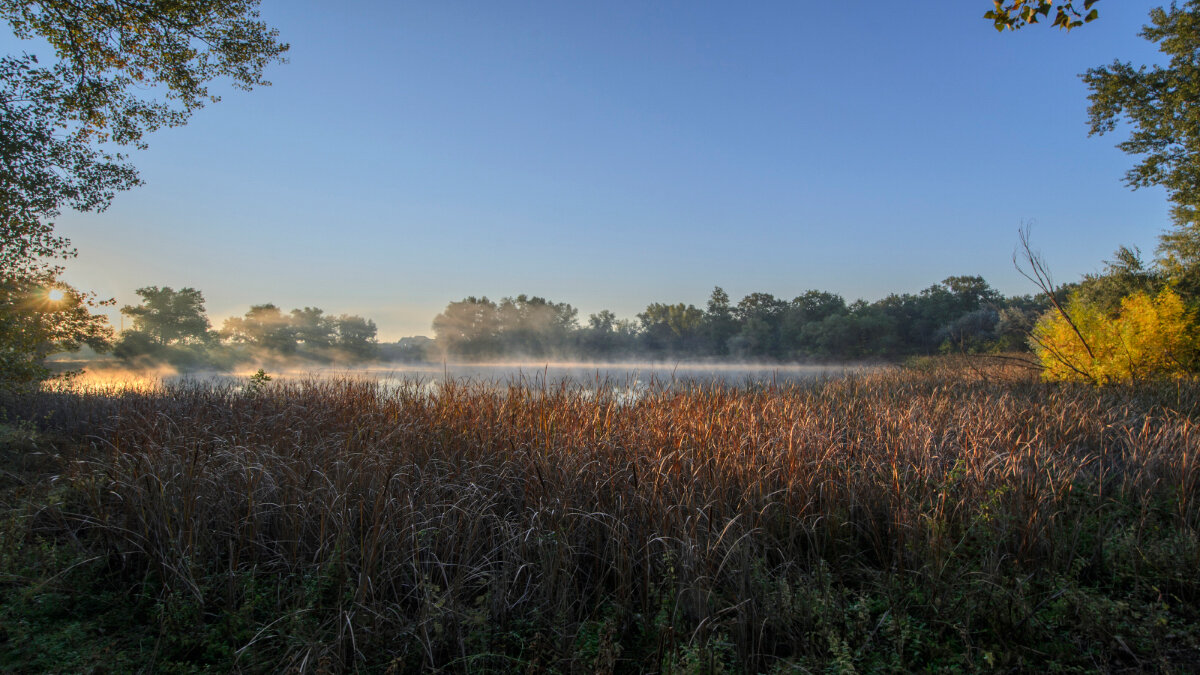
[1, 362, 1198, 673]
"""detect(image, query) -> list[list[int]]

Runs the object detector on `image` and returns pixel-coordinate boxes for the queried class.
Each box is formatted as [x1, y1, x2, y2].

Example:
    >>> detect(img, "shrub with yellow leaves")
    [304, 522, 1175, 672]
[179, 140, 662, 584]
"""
[1032, 287, 1197, 383]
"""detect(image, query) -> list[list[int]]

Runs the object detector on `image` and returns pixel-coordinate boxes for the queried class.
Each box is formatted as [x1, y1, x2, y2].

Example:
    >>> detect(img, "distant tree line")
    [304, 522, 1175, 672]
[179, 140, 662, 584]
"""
[113, 287, 378, 368]
[429, 277, 1056, 362]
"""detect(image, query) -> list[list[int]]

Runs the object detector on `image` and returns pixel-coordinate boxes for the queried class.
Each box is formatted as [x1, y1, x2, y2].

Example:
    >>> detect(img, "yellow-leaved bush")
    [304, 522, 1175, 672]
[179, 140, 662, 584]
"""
[1032, 287, 1197, 383]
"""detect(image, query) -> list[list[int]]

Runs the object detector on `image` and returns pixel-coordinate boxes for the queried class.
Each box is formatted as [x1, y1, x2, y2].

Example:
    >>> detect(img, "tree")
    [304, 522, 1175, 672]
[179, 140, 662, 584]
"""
[0, 276, 110, 384]
[1083, 2, 1200, 228]
[985, 1, 1100, 31]
[1157, 224, 1200, 301]
[0, 55, 138, 277]
[496, 294, 577, 356]
[937, 308, 1002, 353]
[940, 275, 1001, 310]
[0, 0, 286, 380]
[588, 310, 618, 334]
[798, 301, 896, 359]
[221, 304, 296, 355]
[782, 291, 847, 356]
[701, 287, 739, 356]
[731, 292, 787, 357]
[432, 297, 501, 359]
[789, 290, 847, 324]
[114, 286, 212, 366]
[638, 302, 704, 355]
[287, 307, 380, 360]
[290, 307, 336, 351]
[0, 0, 287, 235]
[1072, 247, 1163, 312]
[580, 309, 638, 358]
[119, 286, 211, 346]
[332, 314, 378, 360]
[1, 0, 287, 264]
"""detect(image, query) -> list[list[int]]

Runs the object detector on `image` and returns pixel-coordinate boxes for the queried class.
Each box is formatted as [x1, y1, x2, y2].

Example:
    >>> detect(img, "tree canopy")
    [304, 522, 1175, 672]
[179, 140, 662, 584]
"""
[1083, 1, 1200, 227]
[1075, 0, 1200, 327]
[221, 304, 296, 355]
[120, 286, 211, 346]
[0, 0, 288, 265]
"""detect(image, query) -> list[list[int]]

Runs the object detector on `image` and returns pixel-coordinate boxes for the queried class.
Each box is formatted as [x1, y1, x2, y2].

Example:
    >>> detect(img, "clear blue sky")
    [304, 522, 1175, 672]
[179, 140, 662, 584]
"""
[22, 1, 1176, 339]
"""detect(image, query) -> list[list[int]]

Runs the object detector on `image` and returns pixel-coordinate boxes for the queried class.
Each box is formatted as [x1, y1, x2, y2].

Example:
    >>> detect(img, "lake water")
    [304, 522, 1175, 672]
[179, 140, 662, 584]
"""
[341, 361, 870, 385]
[66, 361, 879, 396]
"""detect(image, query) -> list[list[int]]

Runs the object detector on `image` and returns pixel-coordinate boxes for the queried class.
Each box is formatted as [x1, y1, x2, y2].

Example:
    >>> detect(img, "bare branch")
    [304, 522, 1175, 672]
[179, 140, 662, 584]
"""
[1013, 226, 1096, 361]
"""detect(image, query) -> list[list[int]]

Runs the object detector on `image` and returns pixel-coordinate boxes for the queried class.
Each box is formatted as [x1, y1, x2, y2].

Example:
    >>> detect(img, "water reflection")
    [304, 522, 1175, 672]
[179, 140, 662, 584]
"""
[65, 361, 877, 398]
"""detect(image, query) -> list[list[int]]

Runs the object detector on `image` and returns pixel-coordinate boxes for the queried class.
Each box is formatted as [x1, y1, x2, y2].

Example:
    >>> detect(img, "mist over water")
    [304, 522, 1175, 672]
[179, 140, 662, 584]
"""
[66, 360, 880, 394]
[359, 361, 875, 386]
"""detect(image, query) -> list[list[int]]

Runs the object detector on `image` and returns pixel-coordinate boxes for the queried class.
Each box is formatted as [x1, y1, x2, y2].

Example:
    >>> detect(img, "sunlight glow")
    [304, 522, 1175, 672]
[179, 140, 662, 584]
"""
[47, 289, 65, 302]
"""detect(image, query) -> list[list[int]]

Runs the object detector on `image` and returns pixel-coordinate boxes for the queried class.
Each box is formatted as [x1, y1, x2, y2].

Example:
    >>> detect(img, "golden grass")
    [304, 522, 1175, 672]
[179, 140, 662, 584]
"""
[14, 362, 1200, 671]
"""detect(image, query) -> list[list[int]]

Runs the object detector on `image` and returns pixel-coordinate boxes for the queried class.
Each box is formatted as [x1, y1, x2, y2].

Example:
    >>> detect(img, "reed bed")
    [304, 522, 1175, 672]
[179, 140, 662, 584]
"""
[6, 364, 1200, 672]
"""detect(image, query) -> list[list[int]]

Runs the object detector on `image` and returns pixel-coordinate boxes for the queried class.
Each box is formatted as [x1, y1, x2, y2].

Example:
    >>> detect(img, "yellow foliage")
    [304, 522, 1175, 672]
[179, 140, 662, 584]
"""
[1032, 288, 1197, 383]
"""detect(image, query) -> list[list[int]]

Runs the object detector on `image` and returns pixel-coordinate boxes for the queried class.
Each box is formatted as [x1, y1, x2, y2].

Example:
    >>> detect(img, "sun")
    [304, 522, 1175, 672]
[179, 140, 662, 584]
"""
[47, 288, 65, 302]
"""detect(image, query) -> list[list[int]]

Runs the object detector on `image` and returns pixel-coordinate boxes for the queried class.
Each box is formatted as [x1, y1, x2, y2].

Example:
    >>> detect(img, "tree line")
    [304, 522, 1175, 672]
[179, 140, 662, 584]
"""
[430, 233, 1200, 379]
[112, 287, 378, 369]
[430, 278, 1051, 362]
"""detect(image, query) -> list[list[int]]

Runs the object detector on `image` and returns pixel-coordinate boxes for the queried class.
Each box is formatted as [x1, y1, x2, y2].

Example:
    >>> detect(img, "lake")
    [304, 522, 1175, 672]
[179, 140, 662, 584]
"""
[66, 360, 879, 395]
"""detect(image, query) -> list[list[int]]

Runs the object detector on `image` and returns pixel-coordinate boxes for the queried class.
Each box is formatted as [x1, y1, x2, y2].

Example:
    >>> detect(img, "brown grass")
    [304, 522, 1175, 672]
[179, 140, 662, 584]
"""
[11, 362, 1200, 672]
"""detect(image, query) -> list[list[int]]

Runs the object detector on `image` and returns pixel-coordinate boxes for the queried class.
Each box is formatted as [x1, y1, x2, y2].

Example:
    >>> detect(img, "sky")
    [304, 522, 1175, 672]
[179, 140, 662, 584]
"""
[6, 1, 1178, 340]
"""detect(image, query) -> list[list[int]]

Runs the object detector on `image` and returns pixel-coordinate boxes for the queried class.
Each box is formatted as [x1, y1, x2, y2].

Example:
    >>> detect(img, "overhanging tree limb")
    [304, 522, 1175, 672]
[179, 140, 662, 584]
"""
[985, 0, 1100, 31]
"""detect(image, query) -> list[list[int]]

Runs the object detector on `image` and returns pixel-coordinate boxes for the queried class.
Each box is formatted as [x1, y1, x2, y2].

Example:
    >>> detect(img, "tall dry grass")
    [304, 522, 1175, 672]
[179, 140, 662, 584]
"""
[12, 363, 1200, 672]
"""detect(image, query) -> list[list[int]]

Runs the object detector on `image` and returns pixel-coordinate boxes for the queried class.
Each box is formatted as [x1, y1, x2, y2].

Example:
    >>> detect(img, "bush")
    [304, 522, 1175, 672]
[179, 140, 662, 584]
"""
[1032, 287, 1197, 383]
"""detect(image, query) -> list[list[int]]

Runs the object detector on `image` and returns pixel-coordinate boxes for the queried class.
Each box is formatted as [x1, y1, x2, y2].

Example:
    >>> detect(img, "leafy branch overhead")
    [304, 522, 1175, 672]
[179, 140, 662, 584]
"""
[985, 0, 1100, 31]
[0, 0, 289, 147]
[1083, 1, 1200, 228]
[0, 0, 288, 264]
